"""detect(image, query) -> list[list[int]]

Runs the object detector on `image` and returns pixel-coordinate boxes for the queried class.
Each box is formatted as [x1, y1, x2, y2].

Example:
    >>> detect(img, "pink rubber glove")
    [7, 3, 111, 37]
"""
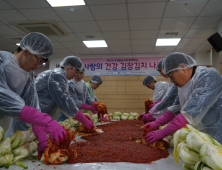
[146, 113, 188, 143]
[148, 99, 162, 109]
[74, 110, 93, 131]
[32, 125, 48, 160]
[19, 106, 67, 146]
[100, 115, 108, 121]
[143, 110, 175, 136]
[140, 113, 146, 117]
[80, 104, 98, 114]
[142, 113, 156, 124]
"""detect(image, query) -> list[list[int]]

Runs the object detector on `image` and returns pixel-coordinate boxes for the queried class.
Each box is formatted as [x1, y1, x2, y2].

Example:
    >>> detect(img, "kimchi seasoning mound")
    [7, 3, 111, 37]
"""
[69, 120, 169, 164]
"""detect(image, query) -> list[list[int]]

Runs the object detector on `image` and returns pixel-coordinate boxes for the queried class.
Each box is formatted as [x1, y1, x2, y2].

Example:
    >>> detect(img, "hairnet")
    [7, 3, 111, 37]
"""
[60, 56, 84, 71]
[20, 32, 53, 58]
[156, 58, 165, 71]
[143, 75, 156, 87]
[163, 52, 196, 75]
[90, 75, 103, 84]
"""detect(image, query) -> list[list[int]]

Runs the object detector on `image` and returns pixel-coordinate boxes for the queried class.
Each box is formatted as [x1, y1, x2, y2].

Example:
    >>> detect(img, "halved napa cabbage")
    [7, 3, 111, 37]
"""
[199, 143, 222, 170]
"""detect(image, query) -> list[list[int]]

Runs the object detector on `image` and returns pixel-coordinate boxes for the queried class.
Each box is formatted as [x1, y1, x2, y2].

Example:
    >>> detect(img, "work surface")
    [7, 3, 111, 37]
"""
[2, 120, 183, 170]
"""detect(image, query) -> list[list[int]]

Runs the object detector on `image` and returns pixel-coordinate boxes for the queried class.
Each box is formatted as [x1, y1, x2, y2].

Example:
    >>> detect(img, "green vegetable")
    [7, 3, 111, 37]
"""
[114, 111, 122, 117]
[121, 115, 128, 120]
[129, 112, 138, 117]
[12, 141, 37, 163]
[128, 116, 134, 120]
[0, 126, 4, 142]
[186, 129, 221, 152]
[26, 130, 36, 143]
[15, 161, 28, 169]
[0, 153, 14, 167]
[0, 138, 11, 156]
[10, 130, 28, 149]
[177, 142, 200, 164]
[123, 113, 129, 117]
[113, 115, 120, 120]
[199, 143, 222, 170]
[183, 163, 194, 170]
[194, 161, 212, 170]
[28, 155, 38, 160]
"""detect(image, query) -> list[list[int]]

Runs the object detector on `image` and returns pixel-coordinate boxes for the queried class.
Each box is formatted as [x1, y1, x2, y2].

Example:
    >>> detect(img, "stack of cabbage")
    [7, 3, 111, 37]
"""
[109, 111, 139, 120]
[59, 114, 99, 129]
[0, 126, 38, 169]
[59, 117, 80, 130]
[173, 125, 222, 170]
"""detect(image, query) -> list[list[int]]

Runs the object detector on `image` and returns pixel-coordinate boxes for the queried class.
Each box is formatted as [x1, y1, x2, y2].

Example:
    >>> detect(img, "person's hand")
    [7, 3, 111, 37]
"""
[45, 119, 67, 146]
[32, 125, 48, 160]
[145, 113, 188, 143]
[142, 113, 156, 124]
[143, 122, 159, 136]
[37, 140, 48, 160]
[145, 129, 165, 143]
[100, 114, 108, 121]
[91, 105, 98, 114]
[80, 103, 98, 114]
[74, 111, 94, 131]
[148, 103, 155, 109]
[19, 106, 67, 146]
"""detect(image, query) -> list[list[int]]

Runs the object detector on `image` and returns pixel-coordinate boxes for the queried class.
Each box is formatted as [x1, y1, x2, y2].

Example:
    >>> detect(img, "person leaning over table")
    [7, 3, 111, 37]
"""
[86, 75, 103, 102]
[0, 32, 67, 159]
[144, 52, 222, 144]
[140, 75, 169, 121]
[35, 56, 94, 158]
[56, 67, 108, 122]
[143, 59, 179, 124]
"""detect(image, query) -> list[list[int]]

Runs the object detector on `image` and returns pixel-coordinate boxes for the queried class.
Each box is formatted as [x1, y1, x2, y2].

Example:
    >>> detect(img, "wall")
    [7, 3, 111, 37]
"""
[83, 75, 168, 114]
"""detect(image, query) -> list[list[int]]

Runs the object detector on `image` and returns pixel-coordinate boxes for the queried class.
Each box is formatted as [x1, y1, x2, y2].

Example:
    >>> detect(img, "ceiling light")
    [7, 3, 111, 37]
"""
[16, 43, 20, 46]
[83, 40, 108, 48]
[156, 38, 181, 46]
[47, 0, 85, 7]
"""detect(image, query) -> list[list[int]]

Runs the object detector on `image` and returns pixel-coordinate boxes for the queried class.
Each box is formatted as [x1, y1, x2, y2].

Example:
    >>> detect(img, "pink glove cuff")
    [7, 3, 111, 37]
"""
[154, 99, 162, 105]
[162, 113, 188, 136]
[74, 111, 93, 130]
[142, 113, 156, 124]
[155, 110, 175, 127]
[19, 106, 52, 127]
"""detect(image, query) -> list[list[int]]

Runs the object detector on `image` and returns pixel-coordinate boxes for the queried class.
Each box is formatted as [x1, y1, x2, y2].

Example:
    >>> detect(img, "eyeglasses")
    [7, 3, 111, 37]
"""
[34, 55, 44, 67]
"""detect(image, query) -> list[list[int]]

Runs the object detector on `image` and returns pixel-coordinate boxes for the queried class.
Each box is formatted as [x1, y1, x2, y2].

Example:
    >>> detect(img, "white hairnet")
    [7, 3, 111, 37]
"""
[163, 52, 196, 75]
[90, 75, 103, 84]
[143, 75, 156, 87]
[156, 58, 165, 71]
[60, 56, 84, 71]
[20, 32, 53, 58]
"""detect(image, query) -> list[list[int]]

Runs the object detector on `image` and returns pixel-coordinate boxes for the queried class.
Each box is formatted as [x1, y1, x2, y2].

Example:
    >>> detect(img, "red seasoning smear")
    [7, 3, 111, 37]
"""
[69, 120, 169, 164]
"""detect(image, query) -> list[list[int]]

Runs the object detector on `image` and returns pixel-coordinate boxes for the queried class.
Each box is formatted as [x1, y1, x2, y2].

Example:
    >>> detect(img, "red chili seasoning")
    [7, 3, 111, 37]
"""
[32, 161, 36, 162]
[69, 120, 169, 164]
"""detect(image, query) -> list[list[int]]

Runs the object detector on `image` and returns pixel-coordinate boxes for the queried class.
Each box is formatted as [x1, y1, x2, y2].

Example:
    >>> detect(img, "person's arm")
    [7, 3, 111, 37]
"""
[0, 75, 25, 118]
[156, 85, 178, 112]
[152, 82, 169, 102]
[181, 69, 222, 126]
[48, 71, 79, 118]
[85, 85, 94, 105]
[21, 71, 40, 111]
[167, 95, 181, 115]
[68, 81, 82, 108]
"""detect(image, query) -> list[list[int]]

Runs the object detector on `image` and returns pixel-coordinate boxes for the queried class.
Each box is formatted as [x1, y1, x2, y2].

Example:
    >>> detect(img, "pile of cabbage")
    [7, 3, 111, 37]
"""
[109, 111, 139, 120]
[0, 126, 38, 169]
[173, 125, 222, 170]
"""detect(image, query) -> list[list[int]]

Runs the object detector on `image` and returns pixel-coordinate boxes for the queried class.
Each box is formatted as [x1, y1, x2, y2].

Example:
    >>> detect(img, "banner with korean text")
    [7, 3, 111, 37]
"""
[81, 57, 164, 76]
